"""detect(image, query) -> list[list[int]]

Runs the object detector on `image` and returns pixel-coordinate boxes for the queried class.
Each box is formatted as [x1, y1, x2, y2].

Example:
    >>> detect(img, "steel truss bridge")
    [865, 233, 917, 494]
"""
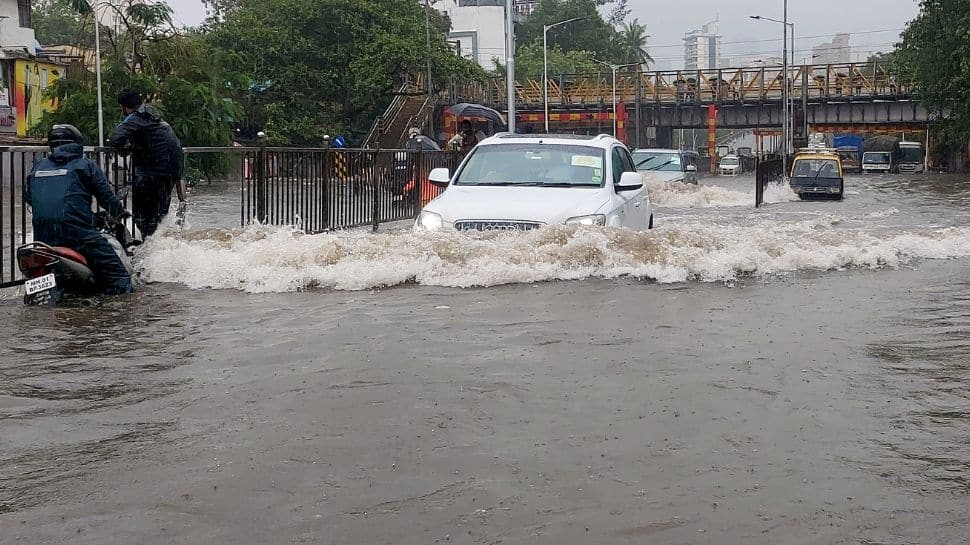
[454, 62, 929, 136]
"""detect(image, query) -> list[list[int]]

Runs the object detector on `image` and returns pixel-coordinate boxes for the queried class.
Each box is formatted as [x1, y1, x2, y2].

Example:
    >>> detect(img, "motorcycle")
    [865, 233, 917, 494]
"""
[16, 188, 141, 306]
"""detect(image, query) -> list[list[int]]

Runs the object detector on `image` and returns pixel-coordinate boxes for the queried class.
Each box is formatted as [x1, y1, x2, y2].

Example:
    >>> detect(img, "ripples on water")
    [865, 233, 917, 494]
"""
[2, 171, 969, 520]
[0, 295, 194, 513]
[866, 280, 970, 494]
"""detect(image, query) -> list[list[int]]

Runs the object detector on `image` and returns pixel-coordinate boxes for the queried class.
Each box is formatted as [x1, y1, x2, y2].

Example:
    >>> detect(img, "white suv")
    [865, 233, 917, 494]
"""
[415, 134, 653, 232]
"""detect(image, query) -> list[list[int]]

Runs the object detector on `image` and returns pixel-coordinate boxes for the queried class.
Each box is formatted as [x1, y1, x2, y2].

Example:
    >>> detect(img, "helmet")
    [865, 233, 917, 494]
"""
[48, 124, 84, 149]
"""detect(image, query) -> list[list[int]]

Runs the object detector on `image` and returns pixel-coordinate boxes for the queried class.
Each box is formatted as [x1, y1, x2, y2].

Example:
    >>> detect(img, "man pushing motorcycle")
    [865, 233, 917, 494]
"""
[24, 125, 133, 295]
[108, 90, 185, 238]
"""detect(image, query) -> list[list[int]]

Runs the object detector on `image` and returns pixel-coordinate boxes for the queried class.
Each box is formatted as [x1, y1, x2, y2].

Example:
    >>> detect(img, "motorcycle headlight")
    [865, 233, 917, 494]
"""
[415, 210, 445, 231]
[565, 214, 606, 226]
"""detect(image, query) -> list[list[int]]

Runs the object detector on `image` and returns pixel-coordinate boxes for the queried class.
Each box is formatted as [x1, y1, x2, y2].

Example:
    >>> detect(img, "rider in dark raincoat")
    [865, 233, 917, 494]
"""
[107, 90, 184, 238]
[24, 125, 133, 295]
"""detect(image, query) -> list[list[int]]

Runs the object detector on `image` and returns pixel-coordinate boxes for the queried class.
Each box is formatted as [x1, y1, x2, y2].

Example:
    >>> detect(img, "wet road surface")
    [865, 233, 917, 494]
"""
[1, 172, 969, 544]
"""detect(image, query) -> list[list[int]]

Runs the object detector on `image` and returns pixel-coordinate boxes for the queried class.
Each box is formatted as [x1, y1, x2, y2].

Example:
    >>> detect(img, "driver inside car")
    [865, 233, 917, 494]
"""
[24, 125, 134, 295]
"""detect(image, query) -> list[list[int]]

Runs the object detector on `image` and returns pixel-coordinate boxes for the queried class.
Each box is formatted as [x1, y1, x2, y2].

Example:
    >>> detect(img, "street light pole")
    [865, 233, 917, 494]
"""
[543, 17, 584, 133]
[594, 60, 638, 137]
[425, 0, 433, 103]
[750, 9, 794, 175]
[505, 0, 516, 133]
[92, 2, 104, 147]
[612, 65, 617, 136]
[783, 1, 789, 157]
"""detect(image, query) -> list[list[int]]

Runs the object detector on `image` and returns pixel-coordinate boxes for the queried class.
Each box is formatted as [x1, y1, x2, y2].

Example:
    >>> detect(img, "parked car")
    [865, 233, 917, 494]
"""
[631, 148, 700, 184]
[414, 134, 653, 232]
[718, 155, 742, 176]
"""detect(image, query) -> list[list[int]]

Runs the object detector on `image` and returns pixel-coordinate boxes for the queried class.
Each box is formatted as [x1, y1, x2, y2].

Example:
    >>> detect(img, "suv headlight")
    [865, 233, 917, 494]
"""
[565, 214, 606, 226]
[415, 210, 446, 231]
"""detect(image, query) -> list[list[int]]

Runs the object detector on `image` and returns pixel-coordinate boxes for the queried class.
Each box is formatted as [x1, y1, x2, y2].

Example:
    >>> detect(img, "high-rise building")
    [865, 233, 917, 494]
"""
[813, 34, 852, 65]
[684, 20, 721, 71]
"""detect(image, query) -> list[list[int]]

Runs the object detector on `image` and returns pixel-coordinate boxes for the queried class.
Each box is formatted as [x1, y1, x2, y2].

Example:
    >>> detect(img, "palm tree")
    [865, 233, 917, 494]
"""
[620, 18, 653, 69]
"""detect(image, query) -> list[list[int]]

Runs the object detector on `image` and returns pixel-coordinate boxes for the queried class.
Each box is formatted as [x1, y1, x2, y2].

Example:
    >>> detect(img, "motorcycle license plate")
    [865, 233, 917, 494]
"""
[25, 273, 56, 295]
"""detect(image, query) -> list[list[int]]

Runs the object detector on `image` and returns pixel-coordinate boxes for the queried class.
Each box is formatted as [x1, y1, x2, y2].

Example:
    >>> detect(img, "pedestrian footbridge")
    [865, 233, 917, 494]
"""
[455, 62, 930, 133]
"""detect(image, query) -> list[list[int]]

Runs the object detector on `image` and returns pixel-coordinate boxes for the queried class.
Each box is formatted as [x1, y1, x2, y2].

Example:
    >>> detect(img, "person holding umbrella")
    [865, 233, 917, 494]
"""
[448, 119, 479, 157]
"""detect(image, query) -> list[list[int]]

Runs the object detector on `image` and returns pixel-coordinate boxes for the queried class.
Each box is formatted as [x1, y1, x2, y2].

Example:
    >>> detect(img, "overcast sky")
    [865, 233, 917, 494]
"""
[163, 0, 921, 69]
[164, 0, 207, 28]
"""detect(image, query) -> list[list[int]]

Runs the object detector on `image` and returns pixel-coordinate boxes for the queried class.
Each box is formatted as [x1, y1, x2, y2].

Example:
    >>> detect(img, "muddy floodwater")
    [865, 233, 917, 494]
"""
[1, 173, 969, 544]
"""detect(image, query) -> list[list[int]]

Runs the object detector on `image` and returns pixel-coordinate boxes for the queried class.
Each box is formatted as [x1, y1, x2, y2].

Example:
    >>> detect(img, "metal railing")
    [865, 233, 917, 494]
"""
[1, 146, 461, 288]
[363, 79, 429, 149]
[1, 146, 134, 288]
[755, 157, 785, 208]
[238, 146, 461, 232]
[396, 93, 437, 148]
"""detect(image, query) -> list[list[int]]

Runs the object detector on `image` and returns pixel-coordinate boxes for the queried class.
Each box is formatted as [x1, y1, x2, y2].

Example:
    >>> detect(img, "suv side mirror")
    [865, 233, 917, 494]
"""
[685, 164, 697, 173]
[428, 168, 451, 188]
[615, 171, 644, 192]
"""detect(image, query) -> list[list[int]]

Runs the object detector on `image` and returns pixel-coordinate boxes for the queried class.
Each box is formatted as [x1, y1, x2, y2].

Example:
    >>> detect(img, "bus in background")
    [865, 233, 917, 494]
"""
[893, 141, 925, 174]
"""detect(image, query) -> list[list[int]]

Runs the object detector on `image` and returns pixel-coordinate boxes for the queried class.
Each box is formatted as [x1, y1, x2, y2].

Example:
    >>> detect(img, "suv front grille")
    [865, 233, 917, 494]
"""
[454, 220, 544, 232]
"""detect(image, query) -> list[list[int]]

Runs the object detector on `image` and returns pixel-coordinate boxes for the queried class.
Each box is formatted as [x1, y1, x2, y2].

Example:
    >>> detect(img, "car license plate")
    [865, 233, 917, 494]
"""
[25, 273, 56, 295]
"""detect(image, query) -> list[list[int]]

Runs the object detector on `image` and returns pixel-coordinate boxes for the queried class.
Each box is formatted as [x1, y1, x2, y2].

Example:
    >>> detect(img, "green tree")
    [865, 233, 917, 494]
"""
[617, 18, 652, 69]
[896, 0, 970, 145]
[495, 42, 599, 78]
[516, 0, 624, 63]
[33, 0, 92, 45]
[206, 0, 483, 145]
[200, 0, 241, 20]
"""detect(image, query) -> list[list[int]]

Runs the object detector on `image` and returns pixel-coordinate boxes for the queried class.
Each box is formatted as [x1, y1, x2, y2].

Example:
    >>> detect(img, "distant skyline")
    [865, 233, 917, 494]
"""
[162, 0, 922, 69]
[627, 0, 921, 69]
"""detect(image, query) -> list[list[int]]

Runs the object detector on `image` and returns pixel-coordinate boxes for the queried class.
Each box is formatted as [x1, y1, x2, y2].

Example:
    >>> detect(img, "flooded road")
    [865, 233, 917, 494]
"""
[1, 172, 969, 544]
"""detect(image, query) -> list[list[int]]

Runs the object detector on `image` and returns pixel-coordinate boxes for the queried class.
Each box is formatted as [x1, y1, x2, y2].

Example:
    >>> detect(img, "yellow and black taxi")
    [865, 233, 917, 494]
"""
[789, 145, 844, 200]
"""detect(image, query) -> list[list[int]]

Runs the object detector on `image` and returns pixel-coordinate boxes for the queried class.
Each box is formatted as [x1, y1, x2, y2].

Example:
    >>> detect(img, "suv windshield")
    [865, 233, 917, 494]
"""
[864, 152, 890, 164]
[455, 144, 606, 187]
[720, 157, 739, 166]
[792, 158, 840, 178]
[633, 151, 682, 172]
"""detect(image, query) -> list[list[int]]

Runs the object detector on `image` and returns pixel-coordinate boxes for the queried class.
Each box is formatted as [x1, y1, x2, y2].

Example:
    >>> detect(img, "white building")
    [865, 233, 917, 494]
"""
[432, 0, 508, 69]
[0, 0, 38, 56]
[684, 20, 721, 71]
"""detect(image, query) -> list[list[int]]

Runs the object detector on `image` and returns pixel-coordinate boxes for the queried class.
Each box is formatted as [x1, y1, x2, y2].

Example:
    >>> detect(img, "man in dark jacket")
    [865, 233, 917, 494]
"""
[107, 90, 184, 238]
[25, 125, 133, 295]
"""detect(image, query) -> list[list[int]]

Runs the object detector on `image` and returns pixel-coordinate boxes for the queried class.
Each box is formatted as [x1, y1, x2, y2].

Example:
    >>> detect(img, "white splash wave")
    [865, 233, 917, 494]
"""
[646, 179, 798, 209]
[137, 216, 970, 293]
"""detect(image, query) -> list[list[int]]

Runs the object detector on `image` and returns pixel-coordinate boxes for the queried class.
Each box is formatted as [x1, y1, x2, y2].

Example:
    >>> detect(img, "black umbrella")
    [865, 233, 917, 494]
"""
[450, 103, 507, 127]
